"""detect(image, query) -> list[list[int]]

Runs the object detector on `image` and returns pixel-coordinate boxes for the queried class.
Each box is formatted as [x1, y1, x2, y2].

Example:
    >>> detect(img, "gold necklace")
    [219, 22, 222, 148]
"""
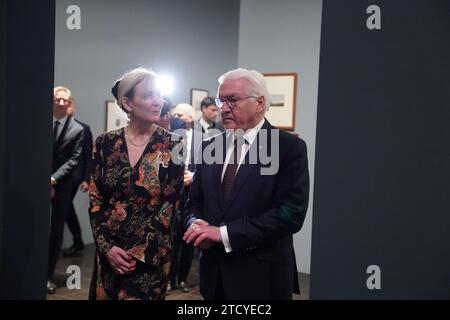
[125, 128, 151, 147]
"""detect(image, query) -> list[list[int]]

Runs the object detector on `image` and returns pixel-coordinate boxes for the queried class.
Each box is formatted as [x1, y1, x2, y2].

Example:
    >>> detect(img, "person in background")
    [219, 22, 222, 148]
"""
[195, 96, 224, 136]
[171, 103, 195, 166]
[88, 67, 184, 300]
[157, 96, 187, 132]
[167, 103, 197, 293]
[63, 98, 93, 257]
[49, 86, 84, 294]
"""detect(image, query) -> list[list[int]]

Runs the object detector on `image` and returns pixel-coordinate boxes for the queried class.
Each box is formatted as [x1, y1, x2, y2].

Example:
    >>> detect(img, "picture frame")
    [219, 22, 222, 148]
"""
[191, 88, 209, 121]
[105, 100, 128, 132]
[263, 73, 297, 131]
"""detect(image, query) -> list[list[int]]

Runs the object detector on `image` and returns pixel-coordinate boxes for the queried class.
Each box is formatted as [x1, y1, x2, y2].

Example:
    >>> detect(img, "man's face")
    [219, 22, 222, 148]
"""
[218, 78, 263, 131]
[202, 104, 218, 124]
[53, 90, 72, 116]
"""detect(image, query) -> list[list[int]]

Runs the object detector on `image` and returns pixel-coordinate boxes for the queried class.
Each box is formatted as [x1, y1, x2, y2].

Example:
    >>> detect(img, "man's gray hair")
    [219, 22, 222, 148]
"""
[218, 68, 270, 112]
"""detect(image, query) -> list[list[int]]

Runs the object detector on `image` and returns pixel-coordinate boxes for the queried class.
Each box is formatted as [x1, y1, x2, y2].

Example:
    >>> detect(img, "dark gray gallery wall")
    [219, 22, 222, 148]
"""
[238, 0, 323, 274]
[0, 0, 54, 299]
[54, 0, 240, 247]
[310, 0, 450, 299]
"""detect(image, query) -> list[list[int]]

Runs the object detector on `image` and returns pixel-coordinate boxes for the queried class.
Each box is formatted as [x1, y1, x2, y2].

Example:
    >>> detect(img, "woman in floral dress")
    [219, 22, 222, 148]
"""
[88, 68, 184, 300]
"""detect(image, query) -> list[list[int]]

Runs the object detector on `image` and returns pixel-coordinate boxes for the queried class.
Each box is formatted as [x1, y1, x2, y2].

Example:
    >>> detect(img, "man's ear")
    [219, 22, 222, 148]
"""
[121, 97, 133, 113]
[256, 96, 265, 113]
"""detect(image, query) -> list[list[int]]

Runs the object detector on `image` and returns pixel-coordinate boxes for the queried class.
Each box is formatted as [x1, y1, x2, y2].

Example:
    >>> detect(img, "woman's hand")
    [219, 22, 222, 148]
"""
[106, 246, 137, 275]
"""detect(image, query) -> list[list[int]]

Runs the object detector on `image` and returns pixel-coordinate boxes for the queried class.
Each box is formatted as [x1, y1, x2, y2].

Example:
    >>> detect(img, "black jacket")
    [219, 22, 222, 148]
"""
[185, 119, 309, 299]
[72, 119, 93, 184]
[52, 116, 84, 188]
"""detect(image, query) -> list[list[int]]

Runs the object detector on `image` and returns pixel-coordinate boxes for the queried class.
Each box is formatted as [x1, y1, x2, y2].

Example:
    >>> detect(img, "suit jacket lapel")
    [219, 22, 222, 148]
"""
[222, 150, 259, 215]
[212, 162, 225, 209]
[220, 119, 273, 216]
[216, 132, 228, 209]
[202, 132, 226, 211]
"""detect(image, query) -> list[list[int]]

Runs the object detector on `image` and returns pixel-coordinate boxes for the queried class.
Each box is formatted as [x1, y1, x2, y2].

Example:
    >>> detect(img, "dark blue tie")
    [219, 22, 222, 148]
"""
[53, 120, 60, 144]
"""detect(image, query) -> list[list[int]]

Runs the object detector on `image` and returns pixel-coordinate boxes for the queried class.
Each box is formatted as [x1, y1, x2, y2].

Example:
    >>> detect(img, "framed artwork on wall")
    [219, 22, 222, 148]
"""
[105, 100, 128, 132]
[263, 73, 297, 131]
[191, 88, 209, 121]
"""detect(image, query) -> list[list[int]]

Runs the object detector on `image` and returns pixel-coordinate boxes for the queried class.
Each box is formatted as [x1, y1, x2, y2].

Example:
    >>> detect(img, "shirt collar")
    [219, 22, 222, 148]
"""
[225, 118, 265, 146]
[243, 117, 265, 145]
[199, 118, 212, 132]
[53, 115, 68, 127]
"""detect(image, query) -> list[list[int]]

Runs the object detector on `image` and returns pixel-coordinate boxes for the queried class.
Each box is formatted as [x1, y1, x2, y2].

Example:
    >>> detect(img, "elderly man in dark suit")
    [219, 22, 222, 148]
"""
[183, 68, 309, 300]
[48, 86, 84, 294]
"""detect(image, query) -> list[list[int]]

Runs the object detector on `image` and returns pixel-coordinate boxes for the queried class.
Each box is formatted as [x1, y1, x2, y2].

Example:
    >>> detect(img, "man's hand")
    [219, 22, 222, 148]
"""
[183, 219, 221, 249]
[50, 187, 55, 199]
[106, 246, 137, 275]
[193, 225, 222, 249]
[79, 181, 89, 192]
[183, 170, 194, 187]
[183, 219, 209, 243]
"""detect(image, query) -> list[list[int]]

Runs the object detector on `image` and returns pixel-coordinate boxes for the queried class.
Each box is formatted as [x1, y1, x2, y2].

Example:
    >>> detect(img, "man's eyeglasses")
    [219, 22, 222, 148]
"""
[215, 96, 257, 109]
[54, 98, 72, 105]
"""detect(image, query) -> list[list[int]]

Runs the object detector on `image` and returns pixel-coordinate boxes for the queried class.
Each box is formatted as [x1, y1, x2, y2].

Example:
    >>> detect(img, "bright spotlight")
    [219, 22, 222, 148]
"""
[158, 74, 174, 96]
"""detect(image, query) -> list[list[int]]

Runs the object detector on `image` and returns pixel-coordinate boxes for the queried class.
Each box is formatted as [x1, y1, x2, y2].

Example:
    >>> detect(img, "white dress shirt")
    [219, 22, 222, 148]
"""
[185, 128, 192, 167]
[199, 118, 212, 134]
[219, 118, 266, 253]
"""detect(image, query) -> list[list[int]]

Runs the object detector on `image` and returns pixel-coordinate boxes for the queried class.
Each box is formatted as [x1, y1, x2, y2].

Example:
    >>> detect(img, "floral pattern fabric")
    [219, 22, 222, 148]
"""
[88, 126, 184, 300]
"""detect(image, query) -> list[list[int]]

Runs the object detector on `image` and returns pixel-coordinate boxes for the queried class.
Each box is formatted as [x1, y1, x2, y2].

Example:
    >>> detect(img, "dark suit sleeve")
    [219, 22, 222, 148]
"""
[188, 127, 203, 172]
[183, 146, 204, 228]
[52, 128, 84, 183]
[88, 135, 113, 255]
[82, 125, 94, 183]
[226, 138, 310, 252]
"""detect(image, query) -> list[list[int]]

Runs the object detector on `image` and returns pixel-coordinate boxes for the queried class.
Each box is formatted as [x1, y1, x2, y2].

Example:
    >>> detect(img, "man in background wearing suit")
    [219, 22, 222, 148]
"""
[183, 68, 309, 300]
[62, 100, 94, 257]
[49, 86, 84, 294]
[195, 97, 224, 136]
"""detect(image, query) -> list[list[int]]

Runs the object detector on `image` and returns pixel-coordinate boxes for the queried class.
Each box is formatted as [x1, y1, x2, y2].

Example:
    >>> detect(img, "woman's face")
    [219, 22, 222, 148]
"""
[124, 78, 163, 123]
